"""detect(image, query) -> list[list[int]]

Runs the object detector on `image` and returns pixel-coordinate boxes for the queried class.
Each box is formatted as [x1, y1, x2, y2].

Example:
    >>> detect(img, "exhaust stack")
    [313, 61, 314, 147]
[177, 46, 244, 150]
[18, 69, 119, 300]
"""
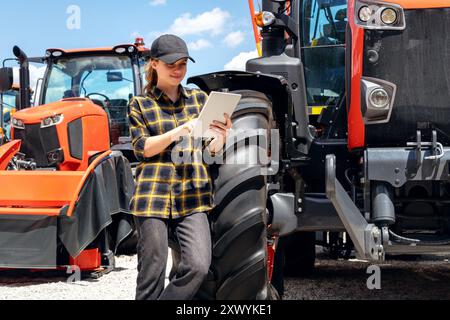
[13, 46, 31, 110]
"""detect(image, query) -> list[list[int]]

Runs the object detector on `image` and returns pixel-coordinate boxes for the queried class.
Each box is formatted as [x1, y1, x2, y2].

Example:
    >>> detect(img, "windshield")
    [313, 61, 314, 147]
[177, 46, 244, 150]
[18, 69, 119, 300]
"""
[301, 0, 347, 107]
[1, 90, 17, 111]
[43, 55, 135, 141]
[1, 90, 18, 126]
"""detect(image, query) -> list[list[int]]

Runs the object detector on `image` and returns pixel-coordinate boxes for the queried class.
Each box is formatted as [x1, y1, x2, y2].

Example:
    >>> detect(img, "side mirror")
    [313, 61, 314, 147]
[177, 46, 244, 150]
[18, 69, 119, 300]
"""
[0, 68, 14, 93]
[107, 71, 123, 82]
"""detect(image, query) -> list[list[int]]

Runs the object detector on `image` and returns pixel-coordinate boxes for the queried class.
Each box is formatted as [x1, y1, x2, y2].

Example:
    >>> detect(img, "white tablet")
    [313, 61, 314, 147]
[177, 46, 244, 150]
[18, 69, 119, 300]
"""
[191, 91, 242, 138]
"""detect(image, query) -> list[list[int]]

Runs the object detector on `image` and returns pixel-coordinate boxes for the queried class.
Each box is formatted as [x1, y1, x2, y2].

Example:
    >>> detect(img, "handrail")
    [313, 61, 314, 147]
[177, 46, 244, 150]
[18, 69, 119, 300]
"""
[66, 150, 112, 217]
[248, 0, 262, 57]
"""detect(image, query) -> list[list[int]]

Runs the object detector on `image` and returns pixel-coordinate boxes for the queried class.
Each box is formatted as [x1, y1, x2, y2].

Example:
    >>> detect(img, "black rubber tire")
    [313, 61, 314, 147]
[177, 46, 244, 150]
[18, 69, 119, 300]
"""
[267, 283, 281, 300]
[281, 231, 316, 277]
[115, 230, 138, 255]
[171, 90, 275, 300]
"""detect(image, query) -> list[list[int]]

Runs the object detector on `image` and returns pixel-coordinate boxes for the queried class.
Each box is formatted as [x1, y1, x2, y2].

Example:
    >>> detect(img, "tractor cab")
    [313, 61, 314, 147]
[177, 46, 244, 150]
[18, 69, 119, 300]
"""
[301, 0, 347, 110]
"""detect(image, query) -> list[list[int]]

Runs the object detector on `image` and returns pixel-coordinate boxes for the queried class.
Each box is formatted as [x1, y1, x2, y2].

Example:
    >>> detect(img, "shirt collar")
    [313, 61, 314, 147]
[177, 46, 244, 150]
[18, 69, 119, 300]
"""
[150, 86, 164, 100]
[150, 85, 189, 101]
[180, 86, 189, 99]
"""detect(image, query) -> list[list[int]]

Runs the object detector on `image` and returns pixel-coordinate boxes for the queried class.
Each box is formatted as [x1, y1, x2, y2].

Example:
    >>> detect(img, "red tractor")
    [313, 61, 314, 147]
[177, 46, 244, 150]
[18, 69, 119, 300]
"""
[186, 0, 450, 298]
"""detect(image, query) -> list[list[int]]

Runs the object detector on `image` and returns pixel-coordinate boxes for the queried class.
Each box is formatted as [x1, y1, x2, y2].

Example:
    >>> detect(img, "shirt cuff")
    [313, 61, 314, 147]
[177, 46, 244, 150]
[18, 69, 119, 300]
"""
[133, 136, 149, 161]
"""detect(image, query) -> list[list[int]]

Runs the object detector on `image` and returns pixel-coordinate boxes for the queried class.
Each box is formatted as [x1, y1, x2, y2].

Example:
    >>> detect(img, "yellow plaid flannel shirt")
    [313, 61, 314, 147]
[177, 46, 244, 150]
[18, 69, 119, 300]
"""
[128, 86, 214, 219]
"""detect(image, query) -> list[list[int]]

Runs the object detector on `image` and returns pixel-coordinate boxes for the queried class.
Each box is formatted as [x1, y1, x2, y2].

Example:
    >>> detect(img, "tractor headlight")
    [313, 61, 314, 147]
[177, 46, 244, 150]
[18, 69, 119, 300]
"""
[381, 8, 398, 25]
[358, 6, 372, 23]
[11, 118, 25, 129]
[355, 0, 405, 30]
[41, 114, 64, 128]
[361, 77, 397, 124]
[369, 88, 390, 109]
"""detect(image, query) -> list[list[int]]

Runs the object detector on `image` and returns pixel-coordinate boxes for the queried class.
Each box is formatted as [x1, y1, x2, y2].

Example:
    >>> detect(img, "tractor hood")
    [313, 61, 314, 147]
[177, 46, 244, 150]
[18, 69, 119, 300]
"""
[12, 98, 106, 124]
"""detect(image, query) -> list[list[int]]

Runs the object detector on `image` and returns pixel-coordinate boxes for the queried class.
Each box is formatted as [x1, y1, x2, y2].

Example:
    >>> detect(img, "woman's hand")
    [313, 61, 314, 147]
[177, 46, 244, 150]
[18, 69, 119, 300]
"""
[208, 113, 232, 154]
[143, 119, 196, 158]
[170, 119, 196, 142]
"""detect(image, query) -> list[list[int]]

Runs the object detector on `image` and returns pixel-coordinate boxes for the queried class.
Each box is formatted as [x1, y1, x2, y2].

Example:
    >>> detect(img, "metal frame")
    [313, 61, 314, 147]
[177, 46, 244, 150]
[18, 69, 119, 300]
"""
[326, 154, 384, 261]
[365, 145, 450, 188]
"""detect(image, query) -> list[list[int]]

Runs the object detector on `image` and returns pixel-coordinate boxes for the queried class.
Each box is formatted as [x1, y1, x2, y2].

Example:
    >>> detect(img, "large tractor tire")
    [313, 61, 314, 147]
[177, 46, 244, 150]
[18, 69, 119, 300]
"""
[170, 90, 277, 300]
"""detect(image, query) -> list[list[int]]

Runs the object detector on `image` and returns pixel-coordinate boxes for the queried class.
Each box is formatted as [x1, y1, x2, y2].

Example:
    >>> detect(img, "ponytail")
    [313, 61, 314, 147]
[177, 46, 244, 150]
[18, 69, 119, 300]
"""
[144, 59, 158, 95]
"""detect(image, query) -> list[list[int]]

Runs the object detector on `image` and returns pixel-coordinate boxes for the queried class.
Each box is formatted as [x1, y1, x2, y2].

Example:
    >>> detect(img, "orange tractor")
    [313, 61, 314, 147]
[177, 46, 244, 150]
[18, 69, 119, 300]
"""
[0, 41, 147, 274]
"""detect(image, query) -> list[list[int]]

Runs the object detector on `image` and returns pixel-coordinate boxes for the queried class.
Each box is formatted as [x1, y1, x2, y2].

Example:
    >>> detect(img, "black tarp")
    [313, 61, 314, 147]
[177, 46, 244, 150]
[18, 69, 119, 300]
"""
[58, 153, 136, 258]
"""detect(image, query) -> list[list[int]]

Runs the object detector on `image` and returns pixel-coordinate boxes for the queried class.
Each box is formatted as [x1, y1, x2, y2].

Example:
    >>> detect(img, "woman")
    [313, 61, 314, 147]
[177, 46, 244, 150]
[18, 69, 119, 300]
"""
[128, 34, 232, 300]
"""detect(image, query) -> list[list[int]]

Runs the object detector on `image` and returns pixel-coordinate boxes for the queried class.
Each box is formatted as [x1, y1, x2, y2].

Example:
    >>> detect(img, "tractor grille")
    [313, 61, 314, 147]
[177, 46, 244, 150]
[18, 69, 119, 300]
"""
[363, 8, 450, 147]
[14, 124, 61, 167]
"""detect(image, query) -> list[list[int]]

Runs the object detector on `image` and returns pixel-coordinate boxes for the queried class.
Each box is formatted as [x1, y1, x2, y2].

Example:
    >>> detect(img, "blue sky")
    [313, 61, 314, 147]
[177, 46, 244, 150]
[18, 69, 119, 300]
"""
[0, 0, 259, 85]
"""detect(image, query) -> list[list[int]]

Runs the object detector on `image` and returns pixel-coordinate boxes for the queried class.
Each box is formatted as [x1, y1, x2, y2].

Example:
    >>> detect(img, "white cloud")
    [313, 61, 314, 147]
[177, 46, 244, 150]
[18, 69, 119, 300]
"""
[130, 31, 141, 39]
[13, 65, 46, 104]
[112, 84, 134, 99]
[149, 0, 166, 6]
[224, 50, 259, 71]
[145, 31, 164, 46]
[12, 68, 19, 84]
[168, 8, 231, 37]
[29, 65, 46, 91]
[188, 39, 212, 51]
[223, 31, 245, 48]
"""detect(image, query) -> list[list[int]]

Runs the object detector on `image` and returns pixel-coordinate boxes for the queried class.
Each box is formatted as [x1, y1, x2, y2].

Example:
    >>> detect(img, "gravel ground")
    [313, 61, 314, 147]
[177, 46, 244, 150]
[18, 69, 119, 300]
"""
[284, 251, 450, 300]
[0, 253, 171, 300]
[1, 250, 449, 300]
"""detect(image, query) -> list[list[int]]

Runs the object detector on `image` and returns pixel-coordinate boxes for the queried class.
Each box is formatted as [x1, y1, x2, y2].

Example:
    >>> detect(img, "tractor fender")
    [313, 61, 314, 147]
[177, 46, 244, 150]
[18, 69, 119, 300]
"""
[0, 140, 21, 170]
[187, 71, 290, 116]
[188, 71, 307, 159]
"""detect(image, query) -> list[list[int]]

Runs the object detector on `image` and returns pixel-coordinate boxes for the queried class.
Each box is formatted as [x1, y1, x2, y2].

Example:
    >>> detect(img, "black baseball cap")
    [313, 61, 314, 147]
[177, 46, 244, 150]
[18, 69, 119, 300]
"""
[150, 34, 195, 64]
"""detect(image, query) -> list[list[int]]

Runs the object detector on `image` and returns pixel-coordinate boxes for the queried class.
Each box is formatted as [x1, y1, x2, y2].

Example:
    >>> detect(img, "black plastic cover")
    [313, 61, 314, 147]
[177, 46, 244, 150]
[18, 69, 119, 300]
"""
[68, 118, 83, 160]
[15, 124, 60, 166]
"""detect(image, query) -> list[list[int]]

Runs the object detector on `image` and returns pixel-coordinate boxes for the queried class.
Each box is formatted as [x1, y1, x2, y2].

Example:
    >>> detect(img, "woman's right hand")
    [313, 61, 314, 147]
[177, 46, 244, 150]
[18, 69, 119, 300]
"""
[170, 119, 196, 142]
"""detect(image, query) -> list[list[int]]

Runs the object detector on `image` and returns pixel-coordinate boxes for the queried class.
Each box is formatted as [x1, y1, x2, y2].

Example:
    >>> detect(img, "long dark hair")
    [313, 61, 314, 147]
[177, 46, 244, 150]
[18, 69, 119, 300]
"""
[144, 59, 158, 95]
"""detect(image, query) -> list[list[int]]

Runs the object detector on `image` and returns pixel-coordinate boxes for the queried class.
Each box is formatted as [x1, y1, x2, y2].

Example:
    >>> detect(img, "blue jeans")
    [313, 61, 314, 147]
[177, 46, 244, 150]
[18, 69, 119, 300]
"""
[134, 212, 211, 300]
